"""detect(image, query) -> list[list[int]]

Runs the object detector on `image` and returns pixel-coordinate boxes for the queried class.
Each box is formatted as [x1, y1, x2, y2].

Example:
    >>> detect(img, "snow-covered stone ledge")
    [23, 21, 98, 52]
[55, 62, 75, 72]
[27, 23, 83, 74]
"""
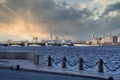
[0, 59, 119, 80]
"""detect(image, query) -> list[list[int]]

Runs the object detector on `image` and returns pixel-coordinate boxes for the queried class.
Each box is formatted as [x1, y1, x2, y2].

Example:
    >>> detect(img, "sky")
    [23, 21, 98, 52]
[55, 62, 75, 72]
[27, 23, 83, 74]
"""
[0, 0, 120, 41]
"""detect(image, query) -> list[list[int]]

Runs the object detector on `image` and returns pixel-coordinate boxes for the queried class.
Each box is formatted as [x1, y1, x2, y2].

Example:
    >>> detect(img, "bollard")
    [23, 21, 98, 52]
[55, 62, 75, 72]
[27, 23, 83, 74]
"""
[10, 66, 13, 70]
[98, 59, 104, 73]
[16, 65, 20, 71]
[34, 55, 39, 65]
[108, 76, 114, 80]
[79, 58, 83, 70]
[62, 57, 67, 68]
[48, 56, 52, 66]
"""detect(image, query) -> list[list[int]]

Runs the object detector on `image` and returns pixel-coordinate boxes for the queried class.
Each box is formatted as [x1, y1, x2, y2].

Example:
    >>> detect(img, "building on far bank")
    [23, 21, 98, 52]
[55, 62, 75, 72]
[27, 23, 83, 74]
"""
[117, 36, 120, 45]
[86, 38, 102, 45]
[85, 34, 119, 46]
[92, 38, 102, 45]
[101, 35, 118, 46]
[85, 34, 102, 46]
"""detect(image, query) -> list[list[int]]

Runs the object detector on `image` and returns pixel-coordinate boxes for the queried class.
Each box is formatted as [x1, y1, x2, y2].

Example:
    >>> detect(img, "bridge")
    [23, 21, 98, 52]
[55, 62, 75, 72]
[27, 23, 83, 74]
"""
[0, 42, 46, 47]
[0, 41, 73, 47]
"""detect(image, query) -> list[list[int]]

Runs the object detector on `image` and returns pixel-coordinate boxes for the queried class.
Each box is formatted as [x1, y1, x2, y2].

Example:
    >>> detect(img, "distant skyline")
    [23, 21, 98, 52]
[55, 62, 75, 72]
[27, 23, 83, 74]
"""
[0, 0, 120, 41]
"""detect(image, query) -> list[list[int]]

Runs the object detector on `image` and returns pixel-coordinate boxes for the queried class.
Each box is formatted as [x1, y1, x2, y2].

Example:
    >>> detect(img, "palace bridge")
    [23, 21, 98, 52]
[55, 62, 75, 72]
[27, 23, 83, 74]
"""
[0, 41, 74, 47]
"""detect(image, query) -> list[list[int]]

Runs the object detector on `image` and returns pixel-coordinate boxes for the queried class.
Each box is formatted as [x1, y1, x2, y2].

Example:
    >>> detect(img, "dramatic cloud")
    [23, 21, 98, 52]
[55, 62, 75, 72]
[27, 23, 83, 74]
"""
[0, 0, 120, 41]
[103, 2, 120, 17]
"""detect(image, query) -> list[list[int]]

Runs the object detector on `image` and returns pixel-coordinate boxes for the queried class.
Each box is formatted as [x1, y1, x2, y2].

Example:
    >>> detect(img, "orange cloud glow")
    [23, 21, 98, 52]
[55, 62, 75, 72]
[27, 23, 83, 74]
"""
[0, 16, 49, 41]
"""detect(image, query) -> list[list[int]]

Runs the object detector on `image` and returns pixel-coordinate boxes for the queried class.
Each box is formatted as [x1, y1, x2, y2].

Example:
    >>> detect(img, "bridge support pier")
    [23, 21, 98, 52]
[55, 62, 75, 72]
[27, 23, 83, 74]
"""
[24, 43, 28, 47]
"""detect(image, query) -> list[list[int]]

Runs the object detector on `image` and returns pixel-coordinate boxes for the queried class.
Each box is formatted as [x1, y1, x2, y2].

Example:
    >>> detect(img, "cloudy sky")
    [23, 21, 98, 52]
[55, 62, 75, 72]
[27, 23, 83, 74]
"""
[0, 0, 120, 41]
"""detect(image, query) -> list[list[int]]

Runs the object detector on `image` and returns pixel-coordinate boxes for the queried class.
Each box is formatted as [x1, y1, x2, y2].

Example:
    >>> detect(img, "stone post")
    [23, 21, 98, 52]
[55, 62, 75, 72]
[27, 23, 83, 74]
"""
[108, 76, 114, 80]
[34, 55, 39, 65]
[48, 56, 52, 66]
[98, 59, 104, 73]
[79, 58, 83, 70]
[62, 57, 67, 68]
[16, 65, 20, 70]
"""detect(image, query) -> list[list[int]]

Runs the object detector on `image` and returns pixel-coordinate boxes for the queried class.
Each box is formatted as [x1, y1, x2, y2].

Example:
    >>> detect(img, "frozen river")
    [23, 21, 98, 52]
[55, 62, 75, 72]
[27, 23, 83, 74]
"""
[0, 46, 120, 74]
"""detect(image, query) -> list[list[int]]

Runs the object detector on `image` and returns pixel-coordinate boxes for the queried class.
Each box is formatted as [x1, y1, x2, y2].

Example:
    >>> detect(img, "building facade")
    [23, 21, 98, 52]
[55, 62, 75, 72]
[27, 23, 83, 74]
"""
[102, 35, 118, 46]
[117, 36, 120, 45]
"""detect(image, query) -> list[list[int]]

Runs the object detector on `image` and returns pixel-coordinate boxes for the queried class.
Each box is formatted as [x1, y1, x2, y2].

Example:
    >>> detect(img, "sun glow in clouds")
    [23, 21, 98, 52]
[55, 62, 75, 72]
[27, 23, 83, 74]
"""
[0, 0, 49, 41]
[0, 16, 49, 40]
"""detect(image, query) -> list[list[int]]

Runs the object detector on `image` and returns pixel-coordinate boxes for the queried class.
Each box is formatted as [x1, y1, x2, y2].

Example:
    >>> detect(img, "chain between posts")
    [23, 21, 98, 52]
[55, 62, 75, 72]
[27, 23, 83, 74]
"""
[66, 59, 79, 67]
[84, 61, 98, 69]
[51, 58, 63, 65]
[47, 56, 120, 72]
[104, 63, 120, 71]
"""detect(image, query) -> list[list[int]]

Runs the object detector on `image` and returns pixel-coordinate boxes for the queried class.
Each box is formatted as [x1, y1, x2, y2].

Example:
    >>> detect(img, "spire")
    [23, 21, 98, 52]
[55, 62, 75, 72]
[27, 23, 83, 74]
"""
[92, 34, 95, 39]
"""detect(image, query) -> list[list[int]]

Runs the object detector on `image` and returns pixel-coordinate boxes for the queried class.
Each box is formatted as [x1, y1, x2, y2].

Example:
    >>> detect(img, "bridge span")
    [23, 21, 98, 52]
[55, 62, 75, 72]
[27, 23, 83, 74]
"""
[0, 42, 73, 47]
